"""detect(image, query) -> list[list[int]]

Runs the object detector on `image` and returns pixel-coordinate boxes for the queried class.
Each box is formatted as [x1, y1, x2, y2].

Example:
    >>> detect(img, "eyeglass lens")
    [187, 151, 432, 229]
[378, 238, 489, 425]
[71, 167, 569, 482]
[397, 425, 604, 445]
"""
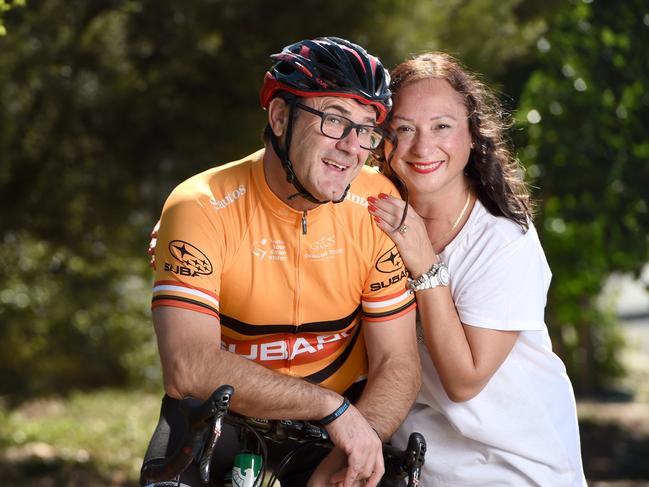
[320, 114, 383, 150]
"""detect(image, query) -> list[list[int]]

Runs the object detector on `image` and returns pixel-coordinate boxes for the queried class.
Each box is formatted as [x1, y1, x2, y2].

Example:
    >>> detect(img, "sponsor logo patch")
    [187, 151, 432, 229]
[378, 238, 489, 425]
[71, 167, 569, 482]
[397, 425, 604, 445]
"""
[370, 270, 408, 292]
[222, 331, 351, 362]
[345, 191, 368, 207]
[310, 235, 336, 250]
[210, 184, 246, 210]
[375, 245, 403, 274]
[166, 240, 213, 276]
[252, 238, 287, 261]
[305, 234, 343, 260]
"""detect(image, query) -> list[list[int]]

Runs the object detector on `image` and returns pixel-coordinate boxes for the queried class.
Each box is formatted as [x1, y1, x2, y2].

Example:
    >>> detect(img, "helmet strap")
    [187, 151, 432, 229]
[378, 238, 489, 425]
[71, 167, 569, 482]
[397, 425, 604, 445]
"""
[269, 99, 350, 205]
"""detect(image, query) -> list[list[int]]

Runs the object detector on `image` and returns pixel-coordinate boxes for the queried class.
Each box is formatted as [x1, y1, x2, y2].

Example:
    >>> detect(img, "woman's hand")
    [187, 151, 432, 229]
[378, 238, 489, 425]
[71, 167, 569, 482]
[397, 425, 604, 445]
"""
[367, 193, 436, 278]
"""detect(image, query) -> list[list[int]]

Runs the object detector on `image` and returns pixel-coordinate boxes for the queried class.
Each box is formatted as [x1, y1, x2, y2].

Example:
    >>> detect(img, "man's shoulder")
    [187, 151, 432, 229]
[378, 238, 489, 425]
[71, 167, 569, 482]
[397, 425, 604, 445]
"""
[166, 149, 263, 205]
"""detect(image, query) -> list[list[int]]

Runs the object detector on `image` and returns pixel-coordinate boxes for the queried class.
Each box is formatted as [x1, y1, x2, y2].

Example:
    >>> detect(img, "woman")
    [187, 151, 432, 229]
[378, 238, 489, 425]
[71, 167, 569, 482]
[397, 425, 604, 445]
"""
[367, 52, 587, 486]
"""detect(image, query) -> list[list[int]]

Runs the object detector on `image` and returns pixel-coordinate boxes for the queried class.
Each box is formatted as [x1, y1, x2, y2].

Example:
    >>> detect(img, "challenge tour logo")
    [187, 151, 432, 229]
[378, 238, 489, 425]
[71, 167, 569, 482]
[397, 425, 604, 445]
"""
[166, 240, 213, 276]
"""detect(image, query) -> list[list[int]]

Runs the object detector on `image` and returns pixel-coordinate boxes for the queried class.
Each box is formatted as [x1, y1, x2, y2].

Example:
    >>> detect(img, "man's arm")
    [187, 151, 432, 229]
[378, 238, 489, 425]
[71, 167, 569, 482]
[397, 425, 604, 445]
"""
[155, 305, 386, 487]
[154, 306, 342, 418]
[315, 308, 420, 487]
[355, 309, 421, 439]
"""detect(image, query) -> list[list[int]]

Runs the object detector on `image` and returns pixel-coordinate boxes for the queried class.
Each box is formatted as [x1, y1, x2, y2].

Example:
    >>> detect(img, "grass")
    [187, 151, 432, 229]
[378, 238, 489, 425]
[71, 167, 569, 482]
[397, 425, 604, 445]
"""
[0, 388, 280, 486]
[0, 388, 162, 486]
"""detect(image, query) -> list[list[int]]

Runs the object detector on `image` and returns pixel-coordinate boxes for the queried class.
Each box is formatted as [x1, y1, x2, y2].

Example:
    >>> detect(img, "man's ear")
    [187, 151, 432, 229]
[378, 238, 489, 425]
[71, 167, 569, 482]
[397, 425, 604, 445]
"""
[268, 97, 289, 137]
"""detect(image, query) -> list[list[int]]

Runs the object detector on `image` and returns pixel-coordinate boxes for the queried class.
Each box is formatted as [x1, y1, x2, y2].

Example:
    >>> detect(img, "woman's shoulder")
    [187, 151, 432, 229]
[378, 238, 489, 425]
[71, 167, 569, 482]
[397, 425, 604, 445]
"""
[451, 200, 543, 263]
[447, 201, 552, 309]
[471, 200, 539, 247]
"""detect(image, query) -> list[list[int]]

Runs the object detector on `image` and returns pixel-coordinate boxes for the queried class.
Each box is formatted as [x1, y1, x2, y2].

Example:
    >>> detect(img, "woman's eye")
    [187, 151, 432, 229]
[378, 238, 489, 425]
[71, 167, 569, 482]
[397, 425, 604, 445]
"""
[436, 123, 451, 130]
[395, 125, 414, 134]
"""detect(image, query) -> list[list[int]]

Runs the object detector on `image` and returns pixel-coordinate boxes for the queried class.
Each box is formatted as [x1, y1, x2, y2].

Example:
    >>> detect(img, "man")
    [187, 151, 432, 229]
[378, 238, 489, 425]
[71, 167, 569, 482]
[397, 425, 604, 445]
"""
[141, 37, 420, 487]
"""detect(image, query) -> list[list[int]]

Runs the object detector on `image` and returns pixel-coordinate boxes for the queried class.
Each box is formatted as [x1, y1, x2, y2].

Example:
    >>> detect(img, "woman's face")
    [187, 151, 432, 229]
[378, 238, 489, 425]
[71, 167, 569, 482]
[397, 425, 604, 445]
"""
[386, 78, 473, 199]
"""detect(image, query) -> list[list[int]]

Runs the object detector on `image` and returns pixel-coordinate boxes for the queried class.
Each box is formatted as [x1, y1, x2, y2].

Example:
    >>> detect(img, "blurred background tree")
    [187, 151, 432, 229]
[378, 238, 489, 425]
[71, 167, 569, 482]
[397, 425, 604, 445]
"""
[515, 0, 649, 394]
[0, 0, 25, 36]
[0, 0, 647, 398]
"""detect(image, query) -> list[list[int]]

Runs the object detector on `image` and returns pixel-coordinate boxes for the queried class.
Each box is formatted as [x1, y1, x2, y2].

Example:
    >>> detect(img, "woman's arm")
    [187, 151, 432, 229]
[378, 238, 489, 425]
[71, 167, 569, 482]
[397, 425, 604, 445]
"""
[367, 193, 519, 402]
[414, 287, 519, 401]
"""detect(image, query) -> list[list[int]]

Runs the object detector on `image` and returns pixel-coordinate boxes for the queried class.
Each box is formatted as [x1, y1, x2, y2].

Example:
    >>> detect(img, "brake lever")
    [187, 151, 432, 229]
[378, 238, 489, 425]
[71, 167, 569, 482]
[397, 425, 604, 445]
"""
[405, 432, 426, 487]
[199, 414, 225, 483]
[197, 385, 234, 483]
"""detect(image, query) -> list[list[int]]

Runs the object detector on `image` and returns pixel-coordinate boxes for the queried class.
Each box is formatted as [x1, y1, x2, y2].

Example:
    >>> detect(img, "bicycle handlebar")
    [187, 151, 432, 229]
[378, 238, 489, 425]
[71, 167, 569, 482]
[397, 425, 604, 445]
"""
[384, 431, 426, 485]
[140, 385, 426, 486]
[140, 385, 233, 483]
[226, 413, 426, 487]
[225, 413, 331, 443]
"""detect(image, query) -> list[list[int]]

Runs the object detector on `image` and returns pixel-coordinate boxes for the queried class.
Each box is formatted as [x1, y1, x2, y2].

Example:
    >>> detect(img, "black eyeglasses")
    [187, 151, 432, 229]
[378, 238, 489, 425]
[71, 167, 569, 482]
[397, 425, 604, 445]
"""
[295, 103, 385, 150]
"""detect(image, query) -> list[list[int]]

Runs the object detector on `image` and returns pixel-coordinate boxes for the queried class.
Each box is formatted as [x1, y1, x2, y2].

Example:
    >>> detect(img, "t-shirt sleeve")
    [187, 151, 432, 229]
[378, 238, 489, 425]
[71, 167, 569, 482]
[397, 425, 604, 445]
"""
[151, 187, 223, 319]
[360, 181, 416, 323]
[454, 228, 551, 331]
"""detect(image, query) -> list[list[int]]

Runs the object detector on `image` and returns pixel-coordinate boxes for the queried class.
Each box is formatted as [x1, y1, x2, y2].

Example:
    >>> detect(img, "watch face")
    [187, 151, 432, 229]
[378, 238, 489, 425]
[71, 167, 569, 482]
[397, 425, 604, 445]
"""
[438, 266, 450, 286]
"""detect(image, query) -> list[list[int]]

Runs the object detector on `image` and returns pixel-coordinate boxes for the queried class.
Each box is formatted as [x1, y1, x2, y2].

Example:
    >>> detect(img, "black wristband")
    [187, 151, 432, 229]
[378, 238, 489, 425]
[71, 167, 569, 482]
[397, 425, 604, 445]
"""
[318, 397, 350, 425]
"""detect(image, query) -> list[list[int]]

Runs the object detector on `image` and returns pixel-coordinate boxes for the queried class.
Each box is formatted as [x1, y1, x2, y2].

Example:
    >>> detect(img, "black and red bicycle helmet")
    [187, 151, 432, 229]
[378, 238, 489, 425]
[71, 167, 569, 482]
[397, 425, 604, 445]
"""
[260, 37, 392, 123]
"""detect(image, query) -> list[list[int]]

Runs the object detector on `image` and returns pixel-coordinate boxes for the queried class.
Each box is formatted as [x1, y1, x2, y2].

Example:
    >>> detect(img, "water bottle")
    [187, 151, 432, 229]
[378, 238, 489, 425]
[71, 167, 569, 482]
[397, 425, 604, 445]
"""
[224, 451, 262, 487]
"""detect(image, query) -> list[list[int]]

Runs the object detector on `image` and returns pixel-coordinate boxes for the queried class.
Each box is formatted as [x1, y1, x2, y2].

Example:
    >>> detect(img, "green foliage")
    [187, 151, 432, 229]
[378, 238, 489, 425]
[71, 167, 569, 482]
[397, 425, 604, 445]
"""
[378, 0, 558, 75]
[0, 0, 550, 395]
[0, 232, 159, 395]
[515, 0, 649, 393]
[0, 0, 26, 36]
[0, 0, 644, 397]
[0, 389, 161, 482]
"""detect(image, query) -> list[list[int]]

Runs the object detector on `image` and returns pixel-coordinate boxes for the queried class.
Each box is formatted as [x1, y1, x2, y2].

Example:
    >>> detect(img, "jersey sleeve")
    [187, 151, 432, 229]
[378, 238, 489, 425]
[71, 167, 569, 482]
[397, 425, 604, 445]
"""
[454, 226, 551, 331]
[152, 185, 224, 319]
[360, 181, 416, 323]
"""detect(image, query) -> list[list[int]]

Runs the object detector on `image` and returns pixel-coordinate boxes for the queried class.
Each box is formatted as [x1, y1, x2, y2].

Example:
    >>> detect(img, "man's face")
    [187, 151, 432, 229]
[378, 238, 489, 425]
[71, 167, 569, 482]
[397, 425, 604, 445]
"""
[287, 96, 377, 203]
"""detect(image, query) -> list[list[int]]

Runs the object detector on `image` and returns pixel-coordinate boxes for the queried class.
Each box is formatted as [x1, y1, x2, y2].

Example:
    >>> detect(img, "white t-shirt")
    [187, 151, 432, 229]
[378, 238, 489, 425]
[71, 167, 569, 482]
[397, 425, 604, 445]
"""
[392, 201, 587, 486]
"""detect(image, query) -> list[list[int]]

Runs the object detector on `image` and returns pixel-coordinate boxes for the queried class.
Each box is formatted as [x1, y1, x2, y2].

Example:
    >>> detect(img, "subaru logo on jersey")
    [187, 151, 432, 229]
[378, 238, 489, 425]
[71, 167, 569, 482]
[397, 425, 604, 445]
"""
[168, 240, 213, 275]
[375, 245, 403, 274]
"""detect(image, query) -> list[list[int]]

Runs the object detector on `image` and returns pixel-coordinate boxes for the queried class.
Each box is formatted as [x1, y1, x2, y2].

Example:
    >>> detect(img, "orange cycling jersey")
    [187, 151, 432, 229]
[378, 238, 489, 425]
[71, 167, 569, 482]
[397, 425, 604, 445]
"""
[152, 149, 415, 394]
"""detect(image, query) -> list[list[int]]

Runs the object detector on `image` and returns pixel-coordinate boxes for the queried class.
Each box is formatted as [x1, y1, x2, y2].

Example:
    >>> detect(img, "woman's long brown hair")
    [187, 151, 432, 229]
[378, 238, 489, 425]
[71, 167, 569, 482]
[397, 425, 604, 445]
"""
[378, 52, 532, 230]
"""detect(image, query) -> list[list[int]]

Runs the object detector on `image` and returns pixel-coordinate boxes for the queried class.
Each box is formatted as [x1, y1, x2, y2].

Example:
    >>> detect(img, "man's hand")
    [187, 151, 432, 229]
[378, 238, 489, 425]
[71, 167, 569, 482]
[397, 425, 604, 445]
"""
[323, 403, 384, 487]
[307, 448, 374, 487]
[307, 448, 345, 487]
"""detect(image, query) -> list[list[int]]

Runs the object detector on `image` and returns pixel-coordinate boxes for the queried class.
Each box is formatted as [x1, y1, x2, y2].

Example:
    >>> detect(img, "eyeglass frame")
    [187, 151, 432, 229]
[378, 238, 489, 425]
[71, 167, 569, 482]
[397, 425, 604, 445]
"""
[294, 102, 387, 150]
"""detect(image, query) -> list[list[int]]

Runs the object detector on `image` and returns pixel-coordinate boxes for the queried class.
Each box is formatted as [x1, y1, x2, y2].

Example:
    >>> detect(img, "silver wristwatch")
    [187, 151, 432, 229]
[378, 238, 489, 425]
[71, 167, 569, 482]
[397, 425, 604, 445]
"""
[407, 262, 450, 292]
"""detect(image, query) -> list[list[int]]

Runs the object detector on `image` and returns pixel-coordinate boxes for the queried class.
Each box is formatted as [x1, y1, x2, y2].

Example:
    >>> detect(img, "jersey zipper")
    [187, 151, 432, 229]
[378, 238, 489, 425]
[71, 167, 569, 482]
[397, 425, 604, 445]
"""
[290, 210, 305, 373]
[295, 211, 304, 333]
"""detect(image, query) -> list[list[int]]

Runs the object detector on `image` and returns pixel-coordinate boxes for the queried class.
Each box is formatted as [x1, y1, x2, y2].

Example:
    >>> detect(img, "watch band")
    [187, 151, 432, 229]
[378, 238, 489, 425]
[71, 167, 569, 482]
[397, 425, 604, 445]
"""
[407, 262, 449, 292]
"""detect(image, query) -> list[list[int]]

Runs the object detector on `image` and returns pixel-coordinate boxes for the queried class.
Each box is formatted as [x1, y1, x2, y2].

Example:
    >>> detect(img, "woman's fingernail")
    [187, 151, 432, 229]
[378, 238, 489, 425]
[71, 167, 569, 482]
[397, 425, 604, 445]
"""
[378, 193, 389, 200]
[373, 216, 382, 223]
[368, 204, 377, 212]
[367, 196, 377, 204]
